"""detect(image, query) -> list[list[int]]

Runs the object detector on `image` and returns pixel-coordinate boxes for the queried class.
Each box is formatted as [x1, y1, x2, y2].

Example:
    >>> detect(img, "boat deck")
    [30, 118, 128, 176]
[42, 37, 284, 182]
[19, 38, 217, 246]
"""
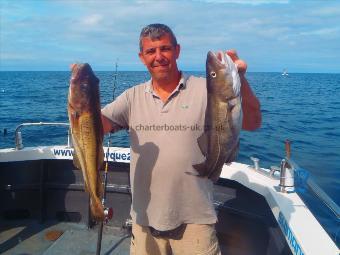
[0, 219, 131, 255]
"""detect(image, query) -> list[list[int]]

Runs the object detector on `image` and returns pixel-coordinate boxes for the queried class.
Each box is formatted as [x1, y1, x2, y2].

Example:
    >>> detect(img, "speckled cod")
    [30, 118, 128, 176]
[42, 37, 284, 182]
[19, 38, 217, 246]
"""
[193, 51, 242, 182]
[68, 63, 104, 220]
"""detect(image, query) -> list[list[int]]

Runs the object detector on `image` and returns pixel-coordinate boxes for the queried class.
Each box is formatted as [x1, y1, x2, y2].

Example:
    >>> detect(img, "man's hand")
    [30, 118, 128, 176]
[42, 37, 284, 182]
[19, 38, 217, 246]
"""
[225, 49, 262, 131]
[226, 49, 247, 75]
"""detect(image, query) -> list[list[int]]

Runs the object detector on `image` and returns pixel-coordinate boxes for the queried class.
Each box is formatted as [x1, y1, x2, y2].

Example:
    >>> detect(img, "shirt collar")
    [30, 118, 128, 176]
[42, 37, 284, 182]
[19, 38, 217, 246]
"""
[144, 72, 188, 94]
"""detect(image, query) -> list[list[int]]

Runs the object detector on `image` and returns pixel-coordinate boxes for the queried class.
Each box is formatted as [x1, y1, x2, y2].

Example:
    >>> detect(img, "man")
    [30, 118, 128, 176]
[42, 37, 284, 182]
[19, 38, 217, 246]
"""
[101, 24, 261, 255]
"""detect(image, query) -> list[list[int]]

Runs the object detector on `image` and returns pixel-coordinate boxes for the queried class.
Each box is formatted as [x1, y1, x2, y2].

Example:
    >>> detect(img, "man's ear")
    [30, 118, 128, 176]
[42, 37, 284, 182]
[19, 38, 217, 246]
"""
[175, 44, 181, 59]
[139, 52, 146, 66]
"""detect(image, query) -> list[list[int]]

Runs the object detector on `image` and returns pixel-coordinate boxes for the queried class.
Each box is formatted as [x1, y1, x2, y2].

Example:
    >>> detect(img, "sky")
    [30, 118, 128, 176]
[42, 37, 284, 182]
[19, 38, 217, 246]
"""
[0, 0, 339, 72]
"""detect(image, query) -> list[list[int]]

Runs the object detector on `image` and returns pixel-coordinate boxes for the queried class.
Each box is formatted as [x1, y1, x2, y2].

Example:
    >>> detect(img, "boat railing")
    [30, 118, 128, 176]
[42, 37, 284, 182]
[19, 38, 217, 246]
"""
[13, 124, 340, 220]
[15, 122, 70, 150]
[289, 157, 340, 219]
[249, 153, 339, 219]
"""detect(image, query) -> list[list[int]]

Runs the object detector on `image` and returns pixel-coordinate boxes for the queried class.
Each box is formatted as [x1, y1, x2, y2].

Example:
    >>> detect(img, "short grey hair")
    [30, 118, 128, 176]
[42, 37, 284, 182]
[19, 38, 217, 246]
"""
[139, 23, 178, 52]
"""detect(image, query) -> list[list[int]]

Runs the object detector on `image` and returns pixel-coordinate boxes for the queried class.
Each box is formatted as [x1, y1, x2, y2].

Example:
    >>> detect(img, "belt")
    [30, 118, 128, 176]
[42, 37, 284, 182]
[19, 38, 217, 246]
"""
[149, 224, 187, 240]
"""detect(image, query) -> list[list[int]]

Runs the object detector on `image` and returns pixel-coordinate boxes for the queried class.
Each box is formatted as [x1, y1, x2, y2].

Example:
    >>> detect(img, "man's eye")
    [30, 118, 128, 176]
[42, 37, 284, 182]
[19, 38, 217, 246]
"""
[145, 49, 155, 54]
[161, 47, 171, 51]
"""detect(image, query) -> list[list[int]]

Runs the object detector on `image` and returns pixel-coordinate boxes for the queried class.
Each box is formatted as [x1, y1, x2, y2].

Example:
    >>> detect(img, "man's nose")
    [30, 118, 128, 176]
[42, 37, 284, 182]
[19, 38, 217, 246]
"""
[155, 48, 164, 61]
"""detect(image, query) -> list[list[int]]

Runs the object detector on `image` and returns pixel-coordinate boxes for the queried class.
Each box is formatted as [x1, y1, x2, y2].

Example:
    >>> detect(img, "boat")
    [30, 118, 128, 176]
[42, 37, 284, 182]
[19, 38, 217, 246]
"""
[0, 122, 339, 255]
[282, 69, 289, 76]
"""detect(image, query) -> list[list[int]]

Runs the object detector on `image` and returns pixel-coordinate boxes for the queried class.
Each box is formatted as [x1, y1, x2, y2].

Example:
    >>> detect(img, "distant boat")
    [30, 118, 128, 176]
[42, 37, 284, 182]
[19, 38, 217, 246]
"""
[282, 69, 288, 76]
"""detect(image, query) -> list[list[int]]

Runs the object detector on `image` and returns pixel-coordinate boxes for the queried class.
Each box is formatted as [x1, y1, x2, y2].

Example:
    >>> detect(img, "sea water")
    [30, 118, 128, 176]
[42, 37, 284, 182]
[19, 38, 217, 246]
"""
[0, 71, 339, 246]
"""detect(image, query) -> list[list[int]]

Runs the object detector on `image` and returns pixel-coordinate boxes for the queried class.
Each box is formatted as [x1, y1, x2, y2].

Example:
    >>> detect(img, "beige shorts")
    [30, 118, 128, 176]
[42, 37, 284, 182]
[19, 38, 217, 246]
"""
[130, 223, 221, 255]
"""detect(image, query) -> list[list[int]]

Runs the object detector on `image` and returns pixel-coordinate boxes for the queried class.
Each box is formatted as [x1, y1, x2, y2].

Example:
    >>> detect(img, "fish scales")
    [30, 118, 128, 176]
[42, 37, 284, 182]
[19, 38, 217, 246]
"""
[68, 63, 104, 220]
[193, 51, 242, 182]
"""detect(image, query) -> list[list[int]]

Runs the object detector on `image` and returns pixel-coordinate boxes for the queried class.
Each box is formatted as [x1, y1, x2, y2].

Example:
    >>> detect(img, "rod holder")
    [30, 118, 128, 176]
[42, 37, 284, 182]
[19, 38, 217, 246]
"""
[250, 157, 260, 171]
[15, 131, 23, 150]
[279, 159, 295, 193]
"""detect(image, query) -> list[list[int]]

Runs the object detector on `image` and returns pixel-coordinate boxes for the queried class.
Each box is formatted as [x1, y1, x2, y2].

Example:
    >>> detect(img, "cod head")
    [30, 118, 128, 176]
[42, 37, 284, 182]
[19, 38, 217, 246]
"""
[69, 63, 100, 113]
[206, 51, 241, 99]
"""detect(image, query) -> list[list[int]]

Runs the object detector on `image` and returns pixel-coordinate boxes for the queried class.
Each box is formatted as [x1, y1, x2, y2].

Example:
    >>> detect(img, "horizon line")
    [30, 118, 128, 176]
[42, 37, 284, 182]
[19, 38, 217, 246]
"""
[0, 70, 339, 74]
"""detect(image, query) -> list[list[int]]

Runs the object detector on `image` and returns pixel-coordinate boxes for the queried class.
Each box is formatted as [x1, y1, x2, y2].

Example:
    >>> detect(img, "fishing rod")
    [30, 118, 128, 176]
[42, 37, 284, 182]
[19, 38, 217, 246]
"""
[96, 59, 119, 253]
[96, 136, 113, 255]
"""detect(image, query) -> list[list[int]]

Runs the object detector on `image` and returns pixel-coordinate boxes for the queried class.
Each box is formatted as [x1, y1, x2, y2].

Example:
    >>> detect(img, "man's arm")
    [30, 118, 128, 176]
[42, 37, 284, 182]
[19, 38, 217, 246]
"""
[101, 90, 130, 135]
[101, 114, 114, 134]
[226, 49, 262, 131]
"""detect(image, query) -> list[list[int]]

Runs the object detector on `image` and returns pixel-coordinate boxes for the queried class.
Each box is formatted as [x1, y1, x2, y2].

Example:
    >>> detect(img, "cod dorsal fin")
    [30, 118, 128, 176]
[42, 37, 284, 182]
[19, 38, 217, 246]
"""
[73, 150, 82, 170]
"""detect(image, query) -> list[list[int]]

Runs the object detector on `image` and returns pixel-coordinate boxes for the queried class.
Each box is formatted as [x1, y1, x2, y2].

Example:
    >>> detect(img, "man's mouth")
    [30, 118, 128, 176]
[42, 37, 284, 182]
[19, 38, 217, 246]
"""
[152, 65, 170, 72]
[152, 63, 169, 68]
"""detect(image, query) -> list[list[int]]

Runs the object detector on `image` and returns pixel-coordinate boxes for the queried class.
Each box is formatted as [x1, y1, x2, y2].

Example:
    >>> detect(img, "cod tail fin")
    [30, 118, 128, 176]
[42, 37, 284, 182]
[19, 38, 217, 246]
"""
[90, 174, 104, 221]
[90, 197, 105, 221]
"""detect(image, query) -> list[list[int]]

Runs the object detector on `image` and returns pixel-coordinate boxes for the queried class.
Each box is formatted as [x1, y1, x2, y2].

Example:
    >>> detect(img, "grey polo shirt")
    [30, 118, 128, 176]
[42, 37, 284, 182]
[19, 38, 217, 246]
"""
[102, 73, 217, 231]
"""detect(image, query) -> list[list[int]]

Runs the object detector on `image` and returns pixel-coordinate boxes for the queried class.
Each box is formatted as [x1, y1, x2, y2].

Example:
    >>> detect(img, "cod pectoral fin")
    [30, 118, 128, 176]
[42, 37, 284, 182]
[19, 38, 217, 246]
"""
[193, 161, 207, 176]
[90, 198, 105, 221]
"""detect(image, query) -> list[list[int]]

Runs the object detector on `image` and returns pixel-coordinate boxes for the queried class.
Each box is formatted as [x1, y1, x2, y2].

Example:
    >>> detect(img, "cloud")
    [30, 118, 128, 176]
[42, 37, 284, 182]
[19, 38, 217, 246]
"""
[193, 0, 289, 5]
[1, 53, 35, 61]
[1, 0, 340, 72]
[308, 6, 340, 17]
[257, 26, 291, 39]
[81, 14, 103, 26]
[300, 27, 340, 38]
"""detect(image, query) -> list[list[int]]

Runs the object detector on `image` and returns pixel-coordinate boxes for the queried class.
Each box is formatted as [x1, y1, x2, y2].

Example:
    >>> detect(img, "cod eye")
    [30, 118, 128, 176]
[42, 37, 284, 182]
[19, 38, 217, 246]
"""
[210, 71, 217, 78]
[80, 83, 88, 89]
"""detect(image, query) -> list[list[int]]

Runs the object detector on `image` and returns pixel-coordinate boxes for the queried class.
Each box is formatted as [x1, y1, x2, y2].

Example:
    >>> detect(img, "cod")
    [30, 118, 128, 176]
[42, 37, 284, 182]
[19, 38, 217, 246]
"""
[193, 51, 242, 182]
[68, 63, 104, 220]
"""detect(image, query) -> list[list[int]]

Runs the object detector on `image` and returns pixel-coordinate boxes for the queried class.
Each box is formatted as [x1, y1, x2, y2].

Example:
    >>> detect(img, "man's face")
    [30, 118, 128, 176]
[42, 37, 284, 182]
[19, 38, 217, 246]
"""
[139, 33, 180, 81]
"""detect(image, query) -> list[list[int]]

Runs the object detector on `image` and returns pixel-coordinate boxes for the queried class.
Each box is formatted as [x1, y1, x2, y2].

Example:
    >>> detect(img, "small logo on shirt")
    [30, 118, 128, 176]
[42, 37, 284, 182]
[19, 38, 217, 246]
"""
[181, 104, 189, 109]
